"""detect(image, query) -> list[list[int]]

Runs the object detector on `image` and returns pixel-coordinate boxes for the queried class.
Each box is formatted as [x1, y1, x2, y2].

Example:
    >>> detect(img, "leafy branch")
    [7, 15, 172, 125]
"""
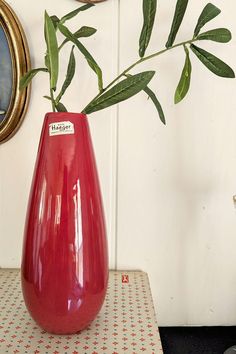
[20, 0, 235, 124]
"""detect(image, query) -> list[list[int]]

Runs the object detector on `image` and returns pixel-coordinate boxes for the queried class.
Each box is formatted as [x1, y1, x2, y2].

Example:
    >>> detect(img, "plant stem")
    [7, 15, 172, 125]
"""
[50, 88, 56, 112]
[82, 37, 198, 112]
[58, 40, 66, 51]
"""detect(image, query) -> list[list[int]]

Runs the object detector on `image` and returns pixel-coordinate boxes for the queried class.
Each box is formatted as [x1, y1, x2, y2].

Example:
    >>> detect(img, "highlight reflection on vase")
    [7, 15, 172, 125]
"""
[21, 112, 108, 334]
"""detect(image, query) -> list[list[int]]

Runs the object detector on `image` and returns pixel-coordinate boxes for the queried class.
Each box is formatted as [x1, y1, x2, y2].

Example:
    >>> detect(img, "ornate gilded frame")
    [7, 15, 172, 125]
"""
[0, 0, 30, 143]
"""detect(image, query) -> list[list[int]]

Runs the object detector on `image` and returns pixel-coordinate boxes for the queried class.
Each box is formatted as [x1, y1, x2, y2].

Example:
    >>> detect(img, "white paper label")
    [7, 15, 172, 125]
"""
[49, 121, 74, 136]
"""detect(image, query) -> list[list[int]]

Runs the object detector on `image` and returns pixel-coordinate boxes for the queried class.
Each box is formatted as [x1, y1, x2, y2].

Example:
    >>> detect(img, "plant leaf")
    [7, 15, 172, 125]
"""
[83, 71, 155, 114]
[190, 44, 235, 78]
[144, 86, 165, 124]
[175, 45, 192, 104]
[125, 72, 165, 124]
[55, 102, 68, 112]
[50, 15, 60, 30]
[60, 4, 94, 25]
[197, 28, 232, 43]
[56, 46, 76, 104]
[74, 26, 97, 38]
[166, 0, 189, 48]
[43, 95, 52, 101]
[58, 23, 103, 92]
[20, 68, 48, 90]
[44, 11, 59, 90]
[139, 0, 157, 58]
[59, 26, 97, 50]
[194, 3, 221, 37]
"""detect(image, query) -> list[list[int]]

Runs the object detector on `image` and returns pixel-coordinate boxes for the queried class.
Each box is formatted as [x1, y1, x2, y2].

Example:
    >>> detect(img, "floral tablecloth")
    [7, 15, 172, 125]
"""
[0, 269, 163, 353]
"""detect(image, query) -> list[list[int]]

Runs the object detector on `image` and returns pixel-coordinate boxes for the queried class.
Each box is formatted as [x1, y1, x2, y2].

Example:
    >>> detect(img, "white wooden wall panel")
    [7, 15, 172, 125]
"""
[117, 0, 236, 326]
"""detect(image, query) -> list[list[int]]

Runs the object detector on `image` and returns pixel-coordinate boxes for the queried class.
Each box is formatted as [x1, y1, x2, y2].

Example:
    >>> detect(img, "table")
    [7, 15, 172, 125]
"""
[0, 269, 163, 353]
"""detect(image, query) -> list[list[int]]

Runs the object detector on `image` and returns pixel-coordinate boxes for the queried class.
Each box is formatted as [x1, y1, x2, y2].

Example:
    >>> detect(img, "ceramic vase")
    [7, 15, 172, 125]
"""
[21, 112, 108, 334]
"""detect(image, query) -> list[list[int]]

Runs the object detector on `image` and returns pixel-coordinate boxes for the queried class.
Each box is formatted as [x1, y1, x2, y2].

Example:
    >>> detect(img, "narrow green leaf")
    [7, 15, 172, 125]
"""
[190, 44, 235, 78]
[144, 86, 165, 124]
[197, 28, 232, 43]
[175, 45, 192, 104]
[56, 46, 76, 104]
[194, 3, 221, 37]
[44, 11, 59, 90]
[60, 4, 94, 25]
[125, 72, 165, 124]
[50, 15, 60, 29]
[58, 23, 103, 92]
[83, 71, 155, 114]
[139, 0, 157, 58]
[20, 68, 48, 90]
[166, 0, 189, 48]
[55, 102, 68, 112]
[43, 95, 52, 101]
[59, 26, 97, 50]
[74, 26, 97, 38]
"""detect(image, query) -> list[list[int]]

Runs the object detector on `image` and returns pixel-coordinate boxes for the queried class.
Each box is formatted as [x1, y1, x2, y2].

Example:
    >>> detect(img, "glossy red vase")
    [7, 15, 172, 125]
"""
[21, 112, 108, 334]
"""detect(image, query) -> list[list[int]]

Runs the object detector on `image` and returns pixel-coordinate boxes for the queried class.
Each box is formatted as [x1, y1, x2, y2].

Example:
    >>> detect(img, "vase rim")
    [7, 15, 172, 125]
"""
[45, 112, 87, 120]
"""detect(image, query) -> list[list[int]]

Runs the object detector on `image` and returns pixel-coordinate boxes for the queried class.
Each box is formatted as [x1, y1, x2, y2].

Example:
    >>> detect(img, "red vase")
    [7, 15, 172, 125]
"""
[21, 112, 108, 334]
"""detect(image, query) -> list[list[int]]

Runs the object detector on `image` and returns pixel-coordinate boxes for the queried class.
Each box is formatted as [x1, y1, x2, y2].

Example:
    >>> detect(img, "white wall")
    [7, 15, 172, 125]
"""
[1, 0, 236, 326]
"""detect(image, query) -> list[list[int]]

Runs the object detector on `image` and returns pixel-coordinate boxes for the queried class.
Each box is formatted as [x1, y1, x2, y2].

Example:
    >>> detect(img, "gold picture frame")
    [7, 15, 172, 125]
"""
[0, 0, 30, 143]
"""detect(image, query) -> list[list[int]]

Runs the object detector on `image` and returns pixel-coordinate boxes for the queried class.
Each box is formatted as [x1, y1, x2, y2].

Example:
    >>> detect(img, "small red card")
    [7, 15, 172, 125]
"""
[122, 274, 129, 283]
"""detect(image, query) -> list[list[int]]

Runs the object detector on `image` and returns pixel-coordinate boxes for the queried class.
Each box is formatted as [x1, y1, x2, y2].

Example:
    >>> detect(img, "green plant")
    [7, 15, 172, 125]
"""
[20, 0, 235, 124]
